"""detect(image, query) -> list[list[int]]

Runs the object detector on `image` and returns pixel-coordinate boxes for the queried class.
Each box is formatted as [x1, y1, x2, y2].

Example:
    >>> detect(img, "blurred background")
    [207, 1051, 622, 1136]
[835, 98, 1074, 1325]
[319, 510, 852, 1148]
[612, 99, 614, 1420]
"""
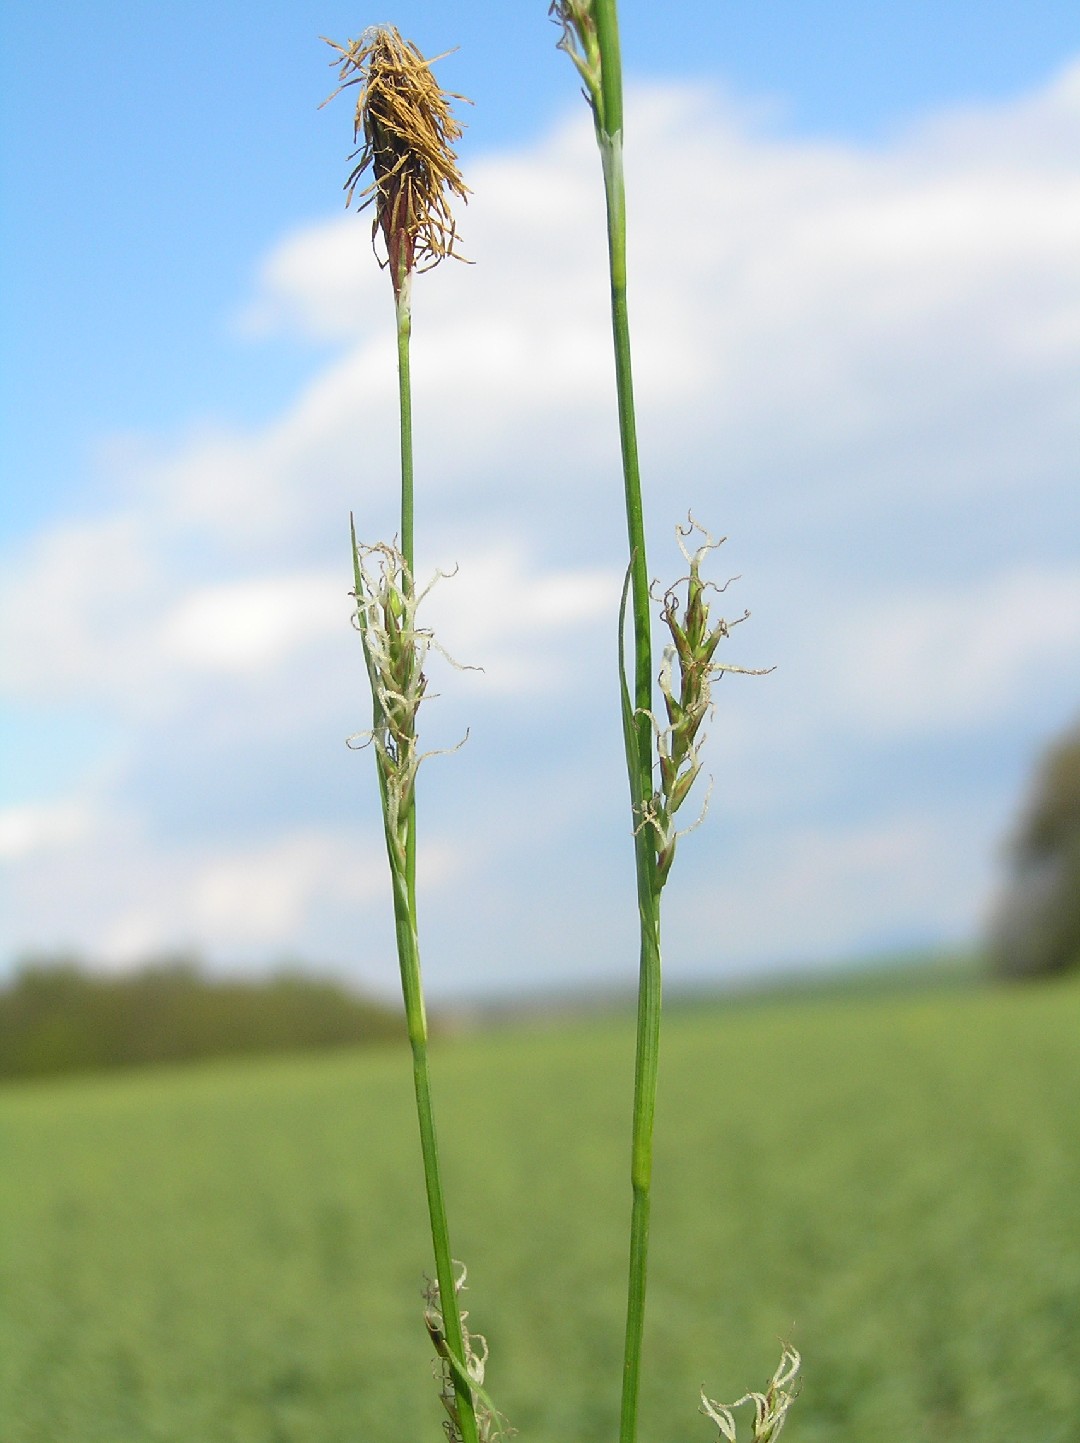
[3, 0, 1079, 1009]
[3, 8, 1080, 1443]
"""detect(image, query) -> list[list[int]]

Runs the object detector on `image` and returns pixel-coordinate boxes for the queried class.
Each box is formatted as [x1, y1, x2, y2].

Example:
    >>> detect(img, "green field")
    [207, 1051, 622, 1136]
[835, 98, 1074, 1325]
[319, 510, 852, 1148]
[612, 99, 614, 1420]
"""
[3, 975, 1079, 1443]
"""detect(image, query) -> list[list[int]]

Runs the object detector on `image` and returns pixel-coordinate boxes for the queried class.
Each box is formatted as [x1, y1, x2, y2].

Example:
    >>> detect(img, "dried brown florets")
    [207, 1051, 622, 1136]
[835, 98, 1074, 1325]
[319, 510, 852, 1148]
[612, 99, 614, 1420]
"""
[322, 26, 471, 294]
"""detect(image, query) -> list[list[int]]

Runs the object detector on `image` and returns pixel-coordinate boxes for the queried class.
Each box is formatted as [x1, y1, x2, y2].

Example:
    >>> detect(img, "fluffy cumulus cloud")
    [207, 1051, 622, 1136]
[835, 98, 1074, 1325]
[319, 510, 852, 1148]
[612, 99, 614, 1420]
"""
[2, 65, 1080, 995]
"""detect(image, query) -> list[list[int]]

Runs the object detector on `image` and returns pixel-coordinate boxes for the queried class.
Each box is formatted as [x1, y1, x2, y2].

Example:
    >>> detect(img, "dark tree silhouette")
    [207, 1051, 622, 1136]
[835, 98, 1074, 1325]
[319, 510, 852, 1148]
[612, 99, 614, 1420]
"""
[0, 956, 402, 1078]
[990, 720, 1080, 979]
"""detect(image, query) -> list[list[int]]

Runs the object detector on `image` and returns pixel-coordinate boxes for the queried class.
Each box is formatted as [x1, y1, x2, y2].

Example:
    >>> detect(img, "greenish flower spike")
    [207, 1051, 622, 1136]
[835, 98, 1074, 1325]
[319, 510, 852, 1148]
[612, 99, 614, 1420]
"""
[641, 520, 772, 887]
[701, 1347, 801, 1443]
[549, 1, 603, 121]
[424, 1264, 513, 1443]
[349, 537, 444, 857]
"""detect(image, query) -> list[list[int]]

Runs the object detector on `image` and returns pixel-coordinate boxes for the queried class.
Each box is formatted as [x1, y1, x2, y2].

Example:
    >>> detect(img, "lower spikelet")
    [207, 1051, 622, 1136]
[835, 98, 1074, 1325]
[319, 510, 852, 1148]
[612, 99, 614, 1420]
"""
[424, 1264, 513, 1443]
[701, 1347, 801, 1443]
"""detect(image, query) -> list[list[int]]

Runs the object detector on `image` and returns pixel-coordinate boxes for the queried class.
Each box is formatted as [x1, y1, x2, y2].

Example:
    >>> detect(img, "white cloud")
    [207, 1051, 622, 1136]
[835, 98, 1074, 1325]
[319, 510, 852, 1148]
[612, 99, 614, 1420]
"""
[0, 516, 159, 704]
[420, 546, 619, 693]
[0, 800, 95, 860]
[217, 67, 1080, 561]
[187, 829, 388, 945]
[836, 566, 1080, 735]
[0, 538, 617, 713]
[8, 819, 394, 974]
[3, 64, 1080, 986]
[665, 806, 998, 983]
[163, 572, 344, 674]
[85, 823, 464, 987]
[237, 215, 381, 342]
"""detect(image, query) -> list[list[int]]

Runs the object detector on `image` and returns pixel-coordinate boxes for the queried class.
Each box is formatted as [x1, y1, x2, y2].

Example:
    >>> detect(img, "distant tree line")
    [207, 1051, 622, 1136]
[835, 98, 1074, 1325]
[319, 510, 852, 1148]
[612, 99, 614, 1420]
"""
[990, 719, 1080, 980]
[0, 956, 403, 1079]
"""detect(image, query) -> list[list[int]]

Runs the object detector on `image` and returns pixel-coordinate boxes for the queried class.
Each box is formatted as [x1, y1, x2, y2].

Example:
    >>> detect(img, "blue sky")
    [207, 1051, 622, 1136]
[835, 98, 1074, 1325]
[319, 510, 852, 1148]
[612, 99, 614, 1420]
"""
[2, 3, 1080, 998]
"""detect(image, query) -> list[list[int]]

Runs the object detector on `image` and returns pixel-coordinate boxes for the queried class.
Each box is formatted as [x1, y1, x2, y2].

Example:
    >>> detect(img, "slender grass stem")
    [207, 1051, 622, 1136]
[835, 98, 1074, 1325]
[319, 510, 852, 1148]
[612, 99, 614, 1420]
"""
[396, 282, 419, 922]
[589, 6, 665, 1442]
[387, 852, 479, 1443]
[620, 838, 662, 1443]
[333, 29, 482, 1442]
[355, 278, 479, 1443]
[600, 137, 651, 733]
[397, 282, 416, 582]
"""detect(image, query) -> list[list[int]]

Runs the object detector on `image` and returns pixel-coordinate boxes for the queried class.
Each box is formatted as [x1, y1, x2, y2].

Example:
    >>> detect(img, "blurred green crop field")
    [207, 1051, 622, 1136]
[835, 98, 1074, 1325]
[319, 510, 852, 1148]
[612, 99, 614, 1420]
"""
[2, 975, 1079, 1443]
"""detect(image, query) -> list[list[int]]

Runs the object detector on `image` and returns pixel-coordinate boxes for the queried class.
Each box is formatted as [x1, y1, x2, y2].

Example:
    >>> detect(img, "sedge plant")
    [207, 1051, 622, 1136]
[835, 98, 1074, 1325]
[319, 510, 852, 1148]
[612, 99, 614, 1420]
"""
[550, 3, 797, 1441]
[325, 12, 797, 1443]
[323, 29, 504, 1443]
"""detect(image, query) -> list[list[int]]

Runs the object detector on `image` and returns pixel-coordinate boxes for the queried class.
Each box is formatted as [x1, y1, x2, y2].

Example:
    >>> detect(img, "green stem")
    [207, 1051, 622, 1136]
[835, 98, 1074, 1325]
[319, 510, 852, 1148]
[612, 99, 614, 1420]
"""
[382, 277, 479, 1443]
[600, 131, 652, 760]
[395, 281, 424, 958]
[396, 281, 418, 917]
[621, 828, 663, 1443]
[592, 7, 664, 1443]
[387, 855, 480, 1443]
[593, 0, 625, 139]
[397, 280, 415, 578]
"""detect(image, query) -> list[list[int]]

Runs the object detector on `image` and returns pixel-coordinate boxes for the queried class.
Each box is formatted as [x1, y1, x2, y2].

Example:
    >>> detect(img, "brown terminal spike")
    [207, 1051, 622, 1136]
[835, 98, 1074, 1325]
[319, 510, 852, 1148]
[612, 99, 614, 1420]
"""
[321, 26, 471, 295]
